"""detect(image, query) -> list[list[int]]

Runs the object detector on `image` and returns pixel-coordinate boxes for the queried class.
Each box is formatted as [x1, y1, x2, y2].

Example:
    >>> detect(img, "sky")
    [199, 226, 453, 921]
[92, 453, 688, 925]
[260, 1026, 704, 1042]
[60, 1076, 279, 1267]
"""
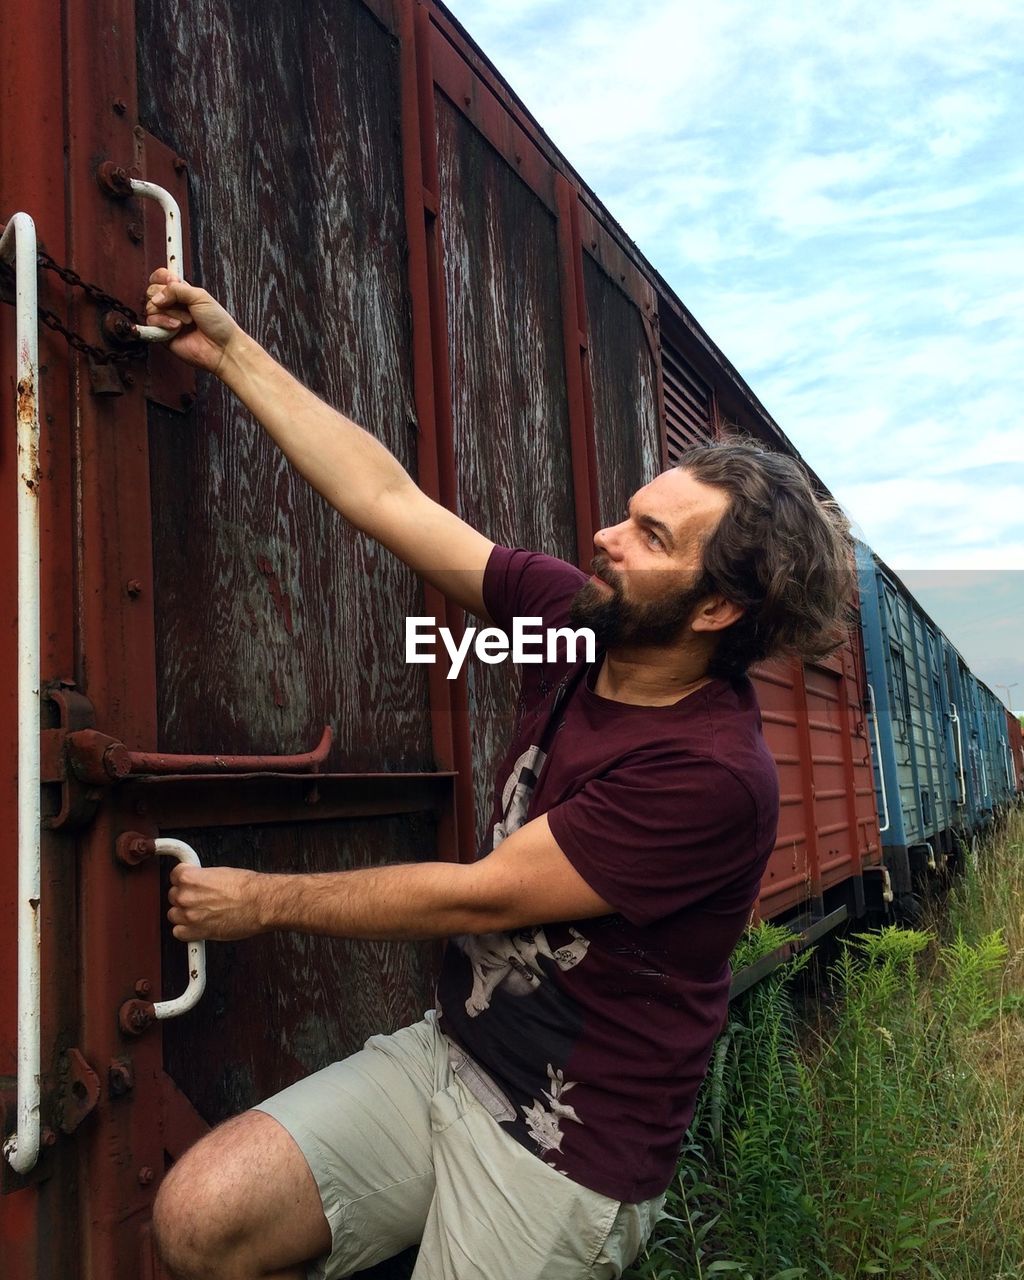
[442, 0, 1024, 706]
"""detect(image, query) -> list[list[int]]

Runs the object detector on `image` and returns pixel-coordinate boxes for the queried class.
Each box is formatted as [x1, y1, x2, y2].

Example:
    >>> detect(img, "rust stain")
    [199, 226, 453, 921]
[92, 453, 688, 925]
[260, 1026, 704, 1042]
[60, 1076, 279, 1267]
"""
[17, 373, 36, 423]
[269, 669, 286, 709]
[256, 554, 294, 635]
[16, 375, 41, 494]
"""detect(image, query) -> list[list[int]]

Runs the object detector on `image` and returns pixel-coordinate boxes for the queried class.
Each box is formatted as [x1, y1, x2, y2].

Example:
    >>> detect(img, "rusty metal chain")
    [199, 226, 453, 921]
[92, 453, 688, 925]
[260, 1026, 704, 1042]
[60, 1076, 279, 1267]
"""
[0, 227, 144, 365]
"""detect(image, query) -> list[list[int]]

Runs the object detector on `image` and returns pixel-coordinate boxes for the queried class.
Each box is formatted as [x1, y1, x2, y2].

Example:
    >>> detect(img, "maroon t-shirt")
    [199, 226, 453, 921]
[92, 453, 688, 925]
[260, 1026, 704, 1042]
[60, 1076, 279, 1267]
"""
[436, 547, 779, 1202]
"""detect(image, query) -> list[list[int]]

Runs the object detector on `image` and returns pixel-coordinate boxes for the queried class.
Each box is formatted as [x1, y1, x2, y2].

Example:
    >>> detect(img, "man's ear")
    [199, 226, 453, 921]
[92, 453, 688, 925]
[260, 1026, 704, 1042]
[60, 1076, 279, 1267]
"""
[691, 595, 745, 634]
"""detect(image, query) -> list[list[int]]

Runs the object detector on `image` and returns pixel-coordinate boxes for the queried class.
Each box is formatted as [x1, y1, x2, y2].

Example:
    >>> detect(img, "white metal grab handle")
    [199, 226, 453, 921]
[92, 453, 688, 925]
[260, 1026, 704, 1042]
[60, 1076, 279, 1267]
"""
[2, 212, 42, 1177]
[949, 703, 967, 807]
[128, 179, 184, 344]
[867, 684, 891, 835]
[153, 839, 207, 1019]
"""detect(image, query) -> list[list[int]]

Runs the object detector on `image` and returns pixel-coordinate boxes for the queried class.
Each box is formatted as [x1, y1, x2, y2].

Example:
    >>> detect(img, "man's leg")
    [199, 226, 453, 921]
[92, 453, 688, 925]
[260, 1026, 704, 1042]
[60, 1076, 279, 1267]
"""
[154, 1015, 449, 1280]
[411, 1064, 665, 1280]
[152, 1110, 330, 1280]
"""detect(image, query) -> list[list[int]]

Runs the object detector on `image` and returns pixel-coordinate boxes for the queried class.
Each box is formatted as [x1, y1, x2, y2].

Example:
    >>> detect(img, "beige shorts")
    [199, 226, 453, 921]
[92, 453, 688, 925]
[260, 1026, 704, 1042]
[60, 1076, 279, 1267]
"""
[254, 1011, 665, 1280]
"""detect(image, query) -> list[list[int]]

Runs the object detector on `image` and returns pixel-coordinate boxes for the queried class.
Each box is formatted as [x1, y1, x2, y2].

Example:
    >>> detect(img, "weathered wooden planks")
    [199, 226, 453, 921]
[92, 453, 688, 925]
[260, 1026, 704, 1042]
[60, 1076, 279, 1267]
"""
[583, 253, 661, 528]
[436, 93, 577, 848]
[138, 0, 433, 772]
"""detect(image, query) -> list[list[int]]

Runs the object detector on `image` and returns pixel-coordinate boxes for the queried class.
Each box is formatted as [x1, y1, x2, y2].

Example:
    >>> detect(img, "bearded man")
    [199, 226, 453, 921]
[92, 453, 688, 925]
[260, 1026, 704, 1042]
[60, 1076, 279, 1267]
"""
[144, 268, 854, 1280]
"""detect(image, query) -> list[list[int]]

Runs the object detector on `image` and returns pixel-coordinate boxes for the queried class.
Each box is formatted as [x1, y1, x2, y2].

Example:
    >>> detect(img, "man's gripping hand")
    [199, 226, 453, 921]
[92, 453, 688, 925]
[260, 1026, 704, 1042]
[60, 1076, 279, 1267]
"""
[167, 863, 267, 942]
[145, 267, 243, 376]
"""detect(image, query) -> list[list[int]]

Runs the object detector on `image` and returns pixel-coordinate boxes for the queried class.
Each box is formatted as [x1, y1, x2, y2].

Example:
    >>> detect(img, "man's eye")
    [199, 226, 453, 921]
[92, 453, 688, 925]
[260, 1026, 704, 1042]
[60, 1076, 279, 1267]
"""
[645, 529, 663, 548]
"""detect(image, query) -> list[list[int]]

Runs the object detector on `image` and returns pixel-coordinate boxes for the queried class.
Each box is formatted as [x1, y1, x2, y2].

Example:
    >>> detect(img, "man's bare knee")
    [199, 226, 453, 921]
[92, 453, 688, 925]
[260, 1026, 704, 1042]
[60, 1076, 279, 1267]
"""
[152, 1118, 245, 1279]
[152, 1110, 329, 1280]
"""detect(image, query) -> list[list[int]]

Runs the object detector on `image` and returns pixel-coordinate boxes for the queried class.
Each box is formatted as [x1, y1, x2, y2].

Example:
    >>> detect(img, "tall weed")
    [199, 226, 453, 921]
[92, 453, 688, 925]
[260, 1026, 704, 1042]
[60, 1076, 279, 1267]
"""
[627, 808, 1024, 1280]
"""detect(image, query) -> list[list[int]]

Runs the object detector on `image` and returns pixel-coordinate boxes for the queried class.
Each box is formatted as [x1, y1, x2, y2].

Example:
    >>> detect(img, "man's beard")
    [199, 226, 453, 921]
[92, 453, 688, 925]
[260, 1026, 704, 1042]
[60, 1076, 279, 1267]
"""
[568, 557, 711, 650]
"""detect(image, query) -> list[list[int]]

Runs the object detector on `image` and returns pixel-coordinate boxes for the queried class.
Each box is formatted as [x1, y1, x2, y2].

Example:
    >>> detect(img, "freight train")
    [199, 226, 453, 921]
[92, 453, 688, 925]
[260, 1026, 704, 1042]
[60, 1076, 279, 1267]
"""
[1, 0, 1020, 1274]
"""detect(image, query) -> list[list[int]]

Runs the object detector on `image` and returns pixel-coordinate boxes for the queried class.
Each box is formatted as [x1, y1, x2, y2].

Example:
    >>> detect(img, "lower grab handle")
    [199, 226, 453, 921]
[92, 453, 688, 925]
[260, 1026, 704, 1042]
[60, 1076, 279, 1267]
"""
[117, 836, 207, 1037]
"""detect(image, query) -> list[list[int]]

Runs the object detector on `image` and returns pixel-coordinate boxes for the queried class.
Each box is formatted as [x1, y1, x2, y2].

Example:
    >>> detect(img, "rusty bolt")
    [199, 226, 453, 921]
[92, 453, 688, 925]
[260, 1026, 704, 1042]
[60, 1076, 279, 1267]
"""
[135, 979, 152, 998]
[126, 578, 143, 598]
[138, 1166, 155, 1186]
[97, 160, 133, 199]
[108, 1060, 134, 1097]
[122, 373, 136, 388]
[464, 95, 471, 106]
[119, 999, 154, 1037]
[112, 98, 127, 115]
[116, 833, 155, 866]
[103, 311, 136, 345]
[42, 1128, 57, 1148]
[173, 156, 188, 174]
[126, 221, 144, 244]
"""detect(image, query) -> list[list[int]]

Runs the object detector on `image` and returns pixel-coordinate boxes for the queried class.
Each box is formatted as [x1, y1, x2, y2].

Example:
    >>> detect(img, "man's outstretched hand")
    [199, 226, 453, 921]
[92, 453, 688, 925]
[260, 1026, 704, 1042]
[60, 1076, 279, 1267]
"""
[145, 267, 243, 376]
[168, 863, 266, 942]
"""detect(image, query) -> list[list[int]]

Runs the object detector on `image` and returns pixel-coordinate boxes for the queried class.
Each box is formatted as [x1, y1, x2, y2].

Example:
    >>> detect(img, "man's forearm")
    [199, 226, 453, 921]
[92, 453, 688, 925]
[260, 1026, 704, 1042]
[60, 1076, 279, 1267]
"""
[218, 333, 415, 535]
[167, 859, 508, 943]
[255, 862, 492, 940]
[167, 814, 609, 944]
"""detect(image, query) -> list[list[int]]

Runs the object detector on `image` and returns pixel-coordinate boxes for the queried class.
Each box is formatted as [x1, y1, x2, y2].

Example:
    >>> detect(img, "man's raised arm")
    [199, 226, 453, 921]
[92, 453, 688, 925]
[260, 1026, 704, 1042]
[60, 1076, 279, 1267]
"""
[146, 269, 495, 620]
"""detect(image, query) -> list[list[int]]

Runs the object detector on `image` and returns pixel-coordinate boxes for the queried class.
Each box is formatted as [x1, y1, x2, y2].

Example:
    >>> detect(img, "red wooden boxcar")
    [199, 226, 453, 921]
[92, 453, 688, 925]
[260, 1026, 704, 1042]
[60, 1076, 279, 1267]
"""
[1, 0, 879, 1272]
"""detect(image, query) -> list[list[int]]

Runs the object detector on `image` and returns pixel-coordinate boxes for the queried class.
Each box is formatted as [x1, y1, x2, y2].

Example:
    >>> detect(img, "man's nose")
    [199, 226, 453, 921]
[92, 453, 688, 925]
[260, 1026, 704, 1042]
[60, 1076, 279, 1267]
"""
[594, 521, 625, 559]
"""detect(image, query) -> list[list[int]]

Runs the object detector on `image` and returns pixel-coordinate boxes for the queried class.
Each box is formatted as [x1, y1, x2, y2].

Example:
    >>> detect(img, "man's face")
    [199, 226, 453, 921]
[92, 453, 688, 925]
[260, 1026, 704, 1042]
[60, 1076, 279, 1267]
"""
[568, 468, 730, 649]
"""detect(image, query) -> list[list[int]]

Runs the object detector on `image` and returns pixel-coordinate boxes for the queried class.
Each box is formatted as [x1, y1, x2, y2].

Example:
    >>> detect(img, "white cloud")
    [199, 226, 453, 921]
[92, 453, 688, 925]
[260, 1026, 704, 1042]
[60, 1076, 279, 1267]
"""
[445, 0, 1024, 569]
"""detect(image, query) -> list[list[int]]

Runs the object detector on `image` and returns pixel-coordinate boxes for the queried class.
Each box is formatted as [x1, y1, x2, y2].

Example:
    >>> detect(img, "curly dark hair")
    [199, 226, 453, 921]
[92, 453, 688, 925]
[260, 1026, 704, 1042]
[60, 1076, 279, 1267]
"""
[676, 439, 857, 679]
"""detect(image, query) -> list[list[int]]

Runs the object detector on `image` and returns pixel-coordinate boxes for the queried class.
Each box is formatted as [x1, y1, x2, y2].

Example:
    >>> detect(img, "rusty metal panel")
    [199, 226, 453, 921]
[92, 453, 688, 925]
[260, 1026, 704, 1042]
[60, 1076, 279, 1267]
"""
[136, 0, 433, 772]
[804, 659, 862, 883]
[435, 93, 576, 847]
[159, 817, 441, 1122]
[582, 253, 661, 528]
[754, 660, 817, 916]
[753, 642, 878, 920]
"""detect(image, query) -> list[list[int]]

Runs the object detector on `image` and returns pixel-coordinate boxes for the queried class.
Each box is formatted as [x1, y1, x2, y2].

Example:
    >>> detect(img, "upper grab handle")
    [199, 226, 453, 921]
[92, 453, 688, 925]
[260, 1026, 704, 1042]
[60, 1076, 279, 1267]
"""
[128, 179, 184, 344]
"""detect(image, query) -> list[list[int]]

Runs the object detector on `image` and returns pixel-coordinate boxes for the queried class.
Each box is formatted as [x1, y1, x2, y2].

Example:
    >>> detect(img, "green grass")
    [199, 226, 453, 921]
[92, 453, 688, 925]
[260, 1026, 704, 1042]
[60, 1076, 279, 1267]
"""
[625, 807, 1024, 1280]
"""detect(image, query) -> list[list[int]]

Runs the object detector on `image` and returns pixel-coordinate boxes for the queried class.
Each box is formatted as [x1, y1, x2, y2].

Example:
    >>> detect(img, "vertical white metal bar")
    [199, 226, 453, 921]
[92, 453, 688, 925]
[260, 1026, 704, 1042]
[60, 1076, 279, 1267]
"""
[867, 683, 890, 835]
[1, 212, 42, 1176]
[949, 704, 967, 808]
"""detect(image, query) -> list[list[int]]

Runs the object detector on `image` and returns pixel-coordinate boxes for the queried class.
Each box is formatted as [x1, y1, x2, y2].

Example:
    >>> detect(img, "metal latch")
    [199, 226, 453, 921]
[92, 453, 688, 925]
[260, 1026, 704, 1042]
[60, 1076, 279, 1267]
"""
[41, 688, 333, 830]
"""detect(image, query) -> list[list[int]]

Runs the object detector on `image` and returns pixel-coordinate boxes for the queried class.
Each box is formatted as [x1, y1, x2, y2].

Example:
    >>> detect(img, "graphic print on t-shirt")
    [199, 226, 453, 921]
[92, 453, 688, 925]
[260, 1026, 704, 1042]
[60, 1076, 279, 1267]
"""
[451, 926, 589, 1018]
[443, 726, 592, 1162]
[492, 743, 546, 846]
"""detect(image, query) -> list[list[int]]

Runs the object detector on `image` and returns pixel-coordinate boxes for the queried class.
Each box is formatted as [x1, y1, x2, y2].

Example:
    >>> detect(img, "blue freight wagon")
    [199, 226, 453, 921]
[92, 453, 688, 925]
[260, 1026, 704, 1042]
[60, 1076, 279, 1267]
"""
[856, 544, 961, 911]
